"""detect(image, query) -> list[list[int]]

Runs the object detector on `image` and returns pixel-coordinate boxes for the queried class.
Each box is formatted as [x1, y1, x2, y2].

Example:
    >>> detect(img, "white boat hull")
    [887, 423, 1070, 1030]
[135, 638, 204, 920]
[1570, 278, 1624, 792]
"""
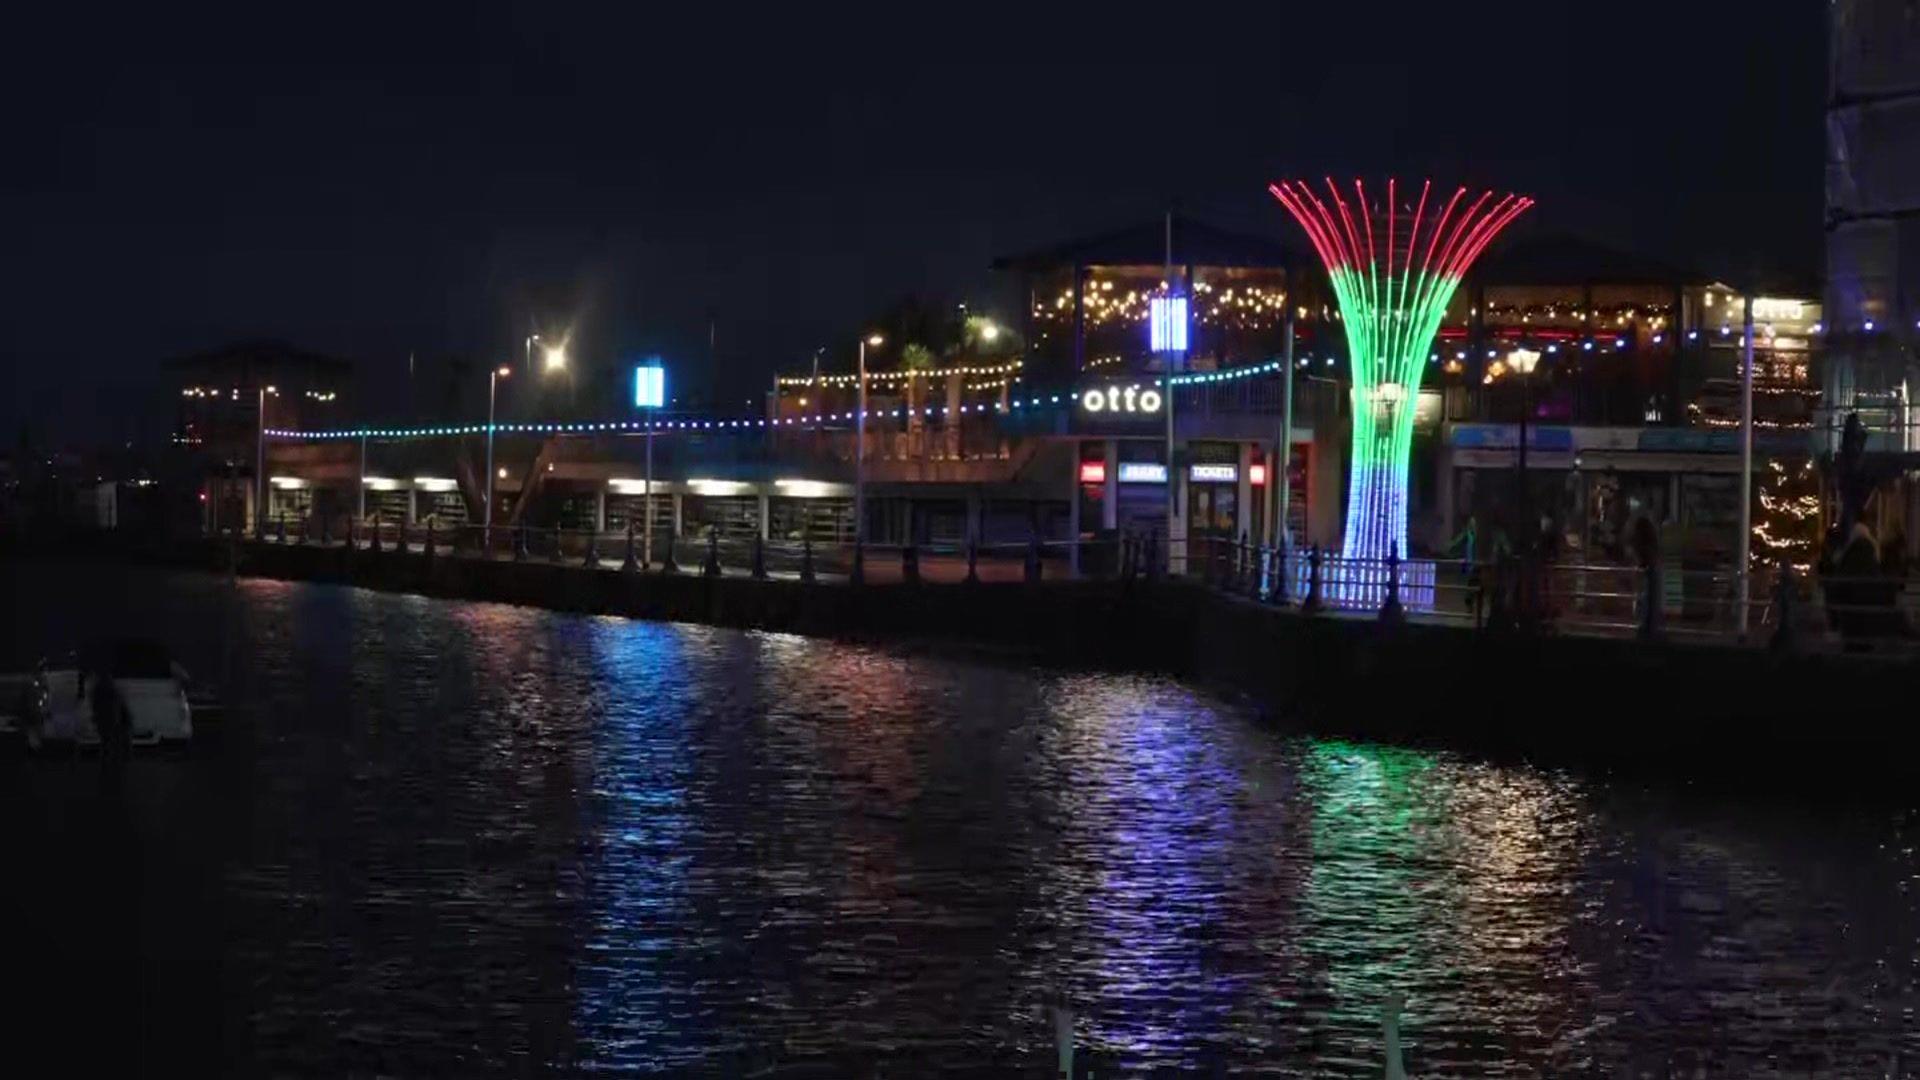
[26, 669, 193, 750]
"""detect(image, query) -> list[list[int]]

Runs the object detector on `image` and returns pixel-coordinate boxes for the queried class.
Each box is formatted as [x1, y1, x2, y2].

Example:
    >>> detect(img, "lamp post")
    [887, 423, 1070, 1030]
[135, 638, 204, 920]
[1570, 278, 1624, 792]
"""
[1507, 348, 1542, 545]
[484, 364, 509, 553]
[255, 384, 277, 537]
[1737, 294, 1754, 637]
[1373, 380, 1406, 560]
[855, 333, 883, 544]
[633, 362, 666, 568]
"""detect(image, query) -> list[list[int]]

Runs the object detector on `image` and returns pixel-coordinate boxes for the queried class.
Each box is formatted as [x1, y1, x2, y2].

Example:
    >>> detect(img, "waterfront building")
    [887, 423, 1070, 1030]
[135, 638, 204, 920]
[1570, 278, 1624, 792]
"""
[231, 215, 1839, 595]
[1432, 236, 1824, 571]
[1823, 0, 1920, 550]
[166, 340, 350, 534]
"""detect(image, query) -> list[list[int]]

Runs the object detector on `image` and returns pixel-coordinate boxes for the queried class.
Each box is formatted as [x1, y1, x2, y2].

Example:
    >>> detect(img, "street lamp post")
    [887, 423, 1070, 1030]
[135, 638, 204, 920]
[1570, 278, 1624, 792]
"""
[255, 384, 276, 537]
[855, 333, 883, 544]
[1507, 348, 1542, 542]
[1374, 380, 1406, 559]
[485, 365, 509, 554]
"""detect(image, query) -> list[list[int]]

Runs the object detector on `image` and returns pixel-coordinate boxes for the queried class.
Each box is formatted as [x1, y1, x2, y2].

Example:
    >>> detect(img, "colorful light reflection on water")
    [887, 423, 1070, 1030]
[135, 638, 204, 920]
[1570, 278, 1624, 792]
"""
[6, 565, 1920, 1076]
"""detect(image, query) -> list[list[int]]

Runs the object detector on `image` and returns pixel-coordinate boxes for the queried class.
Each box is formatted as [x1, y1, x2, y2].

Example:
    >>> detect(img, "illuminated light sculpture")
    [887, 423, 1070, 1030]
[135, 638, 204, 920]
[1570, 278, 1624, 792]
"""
[1270, 178, 1531, 564]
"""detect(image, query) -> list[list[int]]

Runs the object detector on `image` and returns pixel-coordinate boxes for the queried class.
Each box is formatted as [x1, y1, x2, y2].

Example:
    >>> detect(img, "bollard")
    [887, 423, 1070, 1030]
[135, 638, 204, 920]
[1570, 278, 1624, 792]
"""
[1025, 534, 1042, 584]
[751, 536, 767, 580]
[1380, 545, 1405, 624]
[850, 539, 865, 585]
[1271, 545, 1290, 606]
[800, 536, 816, 584]
[965, 538, 979, 585]
[902, 542, 920, 585]
[582, 528, 598, 569]
[1303, 544, 1323, 613]
[1769, 560, 1796, 653]
[703, 532, 720, 578]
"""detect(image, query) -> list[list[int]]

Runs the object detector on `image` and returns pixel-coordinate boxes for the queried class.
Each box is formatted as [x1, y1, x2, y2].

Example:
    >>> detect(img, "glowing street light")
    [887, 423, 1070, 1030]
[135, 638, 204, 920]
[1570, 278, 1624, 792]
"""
[978, 321, 1000, 343]
[543, 345, 567, 372]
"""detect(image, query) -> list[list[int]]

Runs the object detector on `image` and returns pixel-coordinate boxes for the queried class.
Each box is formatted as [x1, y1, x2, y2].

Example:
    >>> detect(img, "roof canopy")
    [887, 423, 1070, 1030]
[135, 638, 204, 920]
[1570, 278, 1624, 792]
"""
[1472, 233, 1709, 288]
[992, 213, 1302, 272]
[163, 339, 353, 379]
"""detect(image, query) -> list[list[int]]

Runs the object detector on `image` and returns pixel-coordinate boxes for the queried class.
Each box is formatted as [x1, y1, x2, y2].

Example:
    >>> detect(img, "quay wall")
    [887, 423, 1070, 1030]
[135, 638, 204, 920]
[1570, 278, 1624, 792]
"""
[17, 535, 1914, 784]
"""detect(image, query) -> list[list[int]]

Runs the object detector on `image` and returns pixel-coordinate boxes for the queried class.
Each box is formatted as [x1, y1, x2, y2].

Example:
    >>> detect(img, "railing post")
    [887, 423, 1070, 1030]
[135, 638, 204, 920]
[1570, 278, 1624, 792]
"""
[800, 536, 816, 584]
[661, 532, 679, 574]
[703, 531, 720, 577]
[965, 538, 979, 585]
[276, 512, 287, 544]
[751, 535, 767, 580]
[1638, 559, 1663, 641]
[622, 521, 638, 573]
[582, 527, 598, 569]
[1271, 544, 1289, 606]
[550, 526, 563, 563]
[369, 515, 382, 553]
[850, 539, 865, 586]
[1380, 544, 1405, 624]
[1303, 544, 1322, 614]
[902, 542, 919, 585]
[424, 521, 436, 560]
[512, 525, 527, 562]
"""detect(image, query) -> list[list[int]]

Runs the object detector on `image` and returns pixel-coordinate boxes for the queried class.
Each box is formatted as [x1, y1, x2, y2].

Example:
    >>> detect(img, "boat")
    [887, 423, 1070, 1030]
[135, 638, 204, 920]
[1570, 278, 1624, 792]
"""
[19, 639, 194, 750]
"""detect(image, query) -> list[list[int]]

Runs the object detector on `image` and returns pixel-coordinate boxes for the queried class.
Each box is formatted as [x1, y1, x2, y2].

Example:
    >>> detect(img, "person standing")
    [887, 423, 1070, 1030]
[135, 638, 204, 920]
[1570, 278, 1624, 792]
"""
[90, 657, 129, 767]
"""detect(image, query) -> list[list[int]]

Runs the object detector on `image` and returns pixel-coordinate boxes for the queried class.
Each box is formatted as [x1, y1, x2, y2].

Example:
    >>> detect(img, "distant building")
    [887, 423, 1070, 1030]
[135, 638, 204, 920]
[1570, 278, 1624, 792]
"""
[164, 340, 350, 533]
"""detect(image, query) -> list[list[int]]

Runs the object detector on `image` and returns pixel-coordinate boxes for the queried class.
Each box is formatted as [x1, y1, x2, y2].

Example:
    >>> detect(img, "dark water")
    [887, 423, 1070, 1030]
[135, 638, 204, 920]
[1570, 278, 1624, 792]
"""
[5, 563, 1920, 1076]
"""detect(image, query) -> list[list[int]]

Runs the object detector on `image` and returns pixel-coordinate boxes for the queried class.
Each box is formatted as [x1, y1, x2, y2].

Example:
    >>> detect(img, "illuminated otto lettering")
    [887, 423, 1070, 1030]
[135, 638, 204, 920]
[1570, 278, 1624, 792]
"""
[1079, 385, 1162, 415]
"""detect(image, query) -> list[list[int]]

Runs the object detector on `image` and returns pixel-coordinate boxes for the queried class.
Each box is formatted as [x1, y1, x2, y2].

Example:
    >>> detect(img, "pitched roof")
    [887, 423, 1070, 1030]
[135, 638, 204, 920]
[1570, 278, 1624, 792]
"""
[1472, 233, 1709, 287]
[162, 339, 353, 377]
[992, 213, 1303, 272]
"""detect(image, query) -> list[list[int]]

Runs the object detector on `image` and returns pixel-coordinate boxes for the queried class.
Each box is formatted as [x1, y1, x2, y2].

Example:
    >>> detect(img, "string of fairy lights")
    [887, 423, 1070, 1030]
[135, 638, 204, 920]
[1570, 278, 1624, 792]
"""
[263, 360, 1293, 442]
[774, 359, 1023, 388]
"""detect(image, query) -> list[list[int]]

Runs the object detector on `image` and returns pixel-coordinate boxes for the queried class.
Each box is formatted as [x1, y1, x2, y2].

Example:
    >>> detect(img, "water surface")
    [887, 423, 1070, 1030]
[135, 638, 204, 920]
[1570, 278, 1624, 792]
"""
[5, 563, 1918, 1075]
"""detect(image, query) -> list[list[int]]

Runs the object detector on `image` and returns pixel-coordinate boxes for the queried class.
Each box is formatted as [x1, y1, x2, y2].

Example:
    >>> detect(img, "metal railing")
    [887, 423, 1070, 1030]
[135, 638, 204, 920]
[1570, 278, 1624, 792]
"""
[241, 512, 1918, 653]
[249, 513, 1112, 586]
[1166, 529, 1918, 654]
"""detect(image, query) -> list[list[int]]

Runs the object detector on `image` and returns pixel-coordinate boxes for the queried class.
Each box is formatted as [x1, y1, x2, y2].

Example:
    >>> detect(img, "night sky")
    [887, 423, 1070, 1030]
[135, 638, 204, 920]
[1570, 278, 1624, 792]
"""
[4, 4, 1825, 446]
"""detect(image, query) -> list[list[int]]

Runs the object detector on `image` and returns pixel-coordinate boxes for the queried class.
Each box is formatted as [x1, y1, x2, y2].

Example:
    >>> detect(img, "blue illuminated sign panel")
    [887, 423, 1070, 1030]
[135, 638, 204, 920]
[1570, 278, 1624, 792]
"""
[1149, 295, 1189, 352]
[633, 362, 666, 409]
